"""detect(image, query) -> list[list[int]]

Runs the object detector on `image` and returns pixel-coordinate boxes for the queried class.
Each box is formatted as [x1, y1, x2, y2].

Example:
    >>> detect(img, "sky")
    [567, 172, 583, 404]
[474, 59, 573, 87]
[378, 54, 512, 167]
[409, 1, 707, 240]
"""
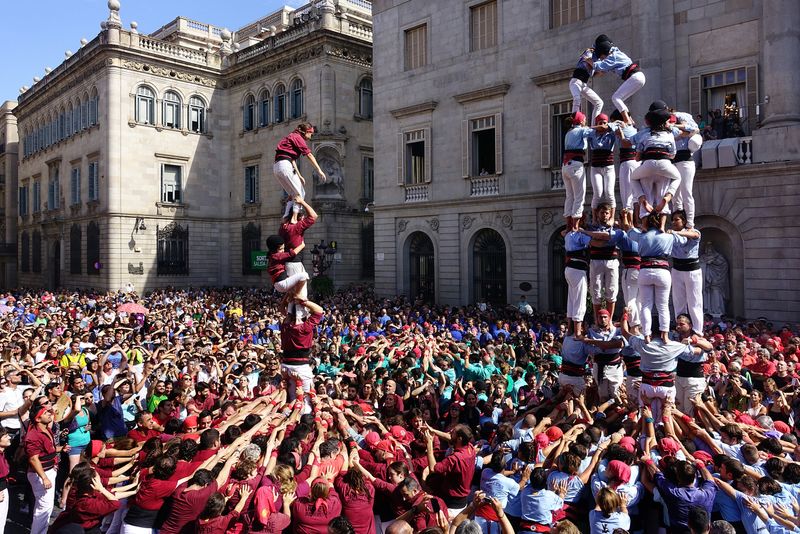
[0, 0, 306, 103]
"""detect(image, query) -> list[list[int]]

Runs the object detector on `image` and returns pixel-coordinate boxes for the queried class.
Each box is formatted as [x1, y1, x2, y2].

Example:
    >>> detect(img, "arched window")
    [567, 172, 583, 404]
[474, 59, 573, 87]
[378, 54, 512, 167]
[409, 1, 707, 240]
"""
[32, 230, 42, 273]
[243, 94, 256, 131]
[87, 221, 100, 275]
[67, 103, 74, 137]
[157, 222, 189, 275]
[89, 87, 99, 125]
[135, 86, 155, 125]
[290, 79, 303, 119]
[81, 93, 89, 129]
[163, 91, 182, 128]
[58, 107, 66, 140]
[472, 228, 507, 305]
[408, 231, 435, 303]
[358, 77, 373, 119]
[20, 231, 29, 272]
[188, 96, 206, 133]
[242, 223, 261, 275]
[259, 90, 270, 127]
[70, 224, 82, 274]
[273, 84, 286, 123]
[72, 99, 80, 133]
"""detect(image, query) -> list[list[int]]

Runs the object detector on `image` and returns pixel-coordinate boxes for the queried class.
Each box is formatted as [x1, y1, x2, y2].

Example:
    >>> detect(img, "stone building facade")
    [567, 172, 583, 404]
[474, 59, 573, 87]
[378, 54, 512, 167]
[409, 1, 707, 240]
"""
[0, 102, 18, 288]
[11, 0, 373, 292]
[372, 0, 800, 323]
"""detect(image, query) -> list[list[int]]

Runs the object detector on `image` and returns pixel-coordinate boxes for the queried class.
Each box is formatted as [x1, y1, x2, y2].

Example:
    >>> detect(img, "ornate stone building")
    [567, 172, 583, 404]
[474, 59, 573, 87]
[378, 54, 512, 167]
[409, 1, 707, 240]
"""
[10, 0, 373, 291]
[372, 0, 800, 322]
[0, 102, 18, 287]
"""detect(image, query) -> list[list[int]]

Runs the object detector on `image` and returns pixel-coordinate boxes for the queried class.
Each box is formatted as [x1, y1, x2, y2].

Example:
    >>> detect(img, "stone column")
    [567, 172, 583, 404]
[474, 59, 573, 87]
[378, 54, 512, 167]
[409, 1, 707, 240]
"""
[320, 64, 336, 134]
[753, 0, 800, 162]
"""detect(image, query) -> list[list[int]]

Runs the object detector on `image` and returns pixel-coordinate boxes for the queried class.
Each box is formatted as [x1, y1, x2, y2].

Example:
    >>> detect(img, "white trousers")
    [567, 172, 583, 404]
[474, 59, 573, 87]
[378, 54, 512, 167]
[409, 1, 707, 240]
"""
[0, 488, 8, 532]
[285, 262, 309, 319]
[673, 160, 696, 226]
[274, 159, 305, 217]
[29, 468, 56, 534]
[637, 268, 672, 336]
[590, 165, 616, 209]
[593, 362, 624, 401]
[631, 159, 682, 213]
[559, 373, 588, 395]
[671, 268, 703, 334]
[565, 266, 588, 322]
[590, 259, 619, 304]
[562, 160, 586, 218]
[618, 160, 641, 211]
[120, 524, 154, 534]
[639, 383, 675, 423]
[274, 271, 310, 295]
[612, 71, 646, 114]
[282, 363, 314, 414]
[621, 267, 640, 326]
[569, 78, 604, 124]
[675, 376, 706, 416]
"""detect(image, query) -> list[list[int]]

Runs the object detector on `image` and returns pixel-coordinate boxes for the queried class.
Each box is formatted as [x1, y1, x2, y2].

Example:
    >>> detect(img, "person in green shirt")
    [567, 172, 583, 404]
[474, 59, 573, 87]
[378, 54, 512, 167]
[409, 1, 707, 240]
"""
[147, 380, 168, 413]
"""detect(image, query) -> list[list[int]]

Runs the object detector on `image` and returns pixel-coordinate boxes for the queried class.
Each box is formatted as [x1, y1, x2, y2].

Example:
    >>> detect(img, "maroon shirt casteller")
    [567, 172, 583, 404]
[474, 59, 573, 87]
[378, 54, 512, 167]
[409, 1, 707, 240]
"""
[430, 444, 477, 502]
[279, 216, 316, 253]
[274, 132, 311, 162]
[159, 480, 219, 534]
[24, 424, 58, 472]
[291, 491, 342, 534]
[281, 312, 323, 365]
[334, 477, 376, 534]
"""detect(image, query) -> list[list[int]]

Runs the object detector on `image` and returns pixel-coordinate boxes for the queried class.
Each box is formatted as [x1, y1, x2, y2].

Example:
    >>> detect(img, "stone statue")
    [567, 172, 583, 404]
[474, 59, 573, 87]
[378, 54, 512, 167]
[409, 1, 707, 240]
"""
[700, 242, 729, 317]
[314, 154, 344, 198]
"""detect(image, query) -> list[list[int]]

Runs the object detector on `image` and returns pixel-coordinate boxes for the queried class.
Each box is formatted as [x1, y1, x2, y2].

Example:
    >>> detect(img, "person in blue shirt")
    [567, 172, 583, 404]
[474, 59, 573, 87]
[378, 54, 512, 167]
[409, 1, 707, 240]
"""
[590, 34, 646, 126]
[611, 109, 641, 218]
[672, 110, 703, 228]
[561, 112, 610, 232]
[589, 487, 631, 534]
[564, 230, 592, 337]
[569, 47, 604, 125]
[669, 210, 703, 335]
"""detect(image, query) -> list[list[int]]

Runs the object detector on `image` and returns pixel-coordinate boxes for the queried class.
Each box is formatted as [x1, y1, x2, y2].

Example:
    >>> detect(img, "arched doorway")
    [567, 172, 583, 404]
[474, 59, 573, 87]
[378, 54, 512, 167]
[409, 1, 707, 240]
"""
[549, 227, 567, 313]
[472, 228, 507, 305]
[408, 232, 435, 303]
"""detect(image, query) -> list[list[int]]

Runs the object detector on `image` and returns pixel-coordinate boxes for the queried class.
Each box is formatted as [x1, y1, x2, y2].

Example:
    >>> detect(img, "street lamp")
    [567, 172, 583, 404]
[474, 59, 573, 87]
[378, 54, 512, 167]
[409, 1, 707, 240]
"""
[311, 239, 337, 276]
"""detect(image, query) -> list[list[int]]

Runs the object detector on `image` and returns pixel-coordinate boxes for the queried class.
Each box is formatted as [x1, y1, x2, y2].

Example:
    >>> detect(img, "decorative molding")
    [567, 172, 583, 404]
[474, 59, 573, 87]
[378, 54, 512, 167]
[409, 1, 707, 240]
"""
[390, 101, 438, 119]
[121, 60, 218, 87]
[531, 68, 573, 87]
[326, 46, 372, 67]
[453, 83, 511, 104]
[461, 215, 476, 231]
[498, 213, 513, 229]
[128, 262, 144, 275]
[154, 153, 190, 161]
[426, 217, 439, 233]
[397, 219, 409, 234]
[539, 209, 559, 228]
[224, 45, 324, 89]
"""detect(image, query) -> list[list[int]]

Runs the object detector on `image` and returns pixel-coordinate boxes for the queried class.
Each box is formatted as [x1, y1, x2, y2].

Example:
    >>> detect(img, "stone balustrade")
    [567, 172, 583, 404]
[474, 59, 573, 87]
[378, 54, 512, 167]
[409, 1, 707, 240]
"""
[404, 184, 429, 203]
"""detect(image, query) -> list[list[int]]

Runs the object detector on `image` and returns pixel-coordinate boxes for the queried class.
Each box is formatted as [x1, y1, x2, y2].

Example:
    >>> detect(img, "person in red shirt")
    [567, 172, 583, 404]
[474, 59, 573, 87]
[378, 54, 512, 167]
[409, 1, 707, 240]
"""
[747, 348, 777, 388]
[394, 477, 448, 532]
[423, 424, 476, 516]
[0, 428, 10, 527]
[279, 196, 318, 320]
[187, 382, 218, 415]
[273, 123, 327, 217]
[291, 477, 342, 534]
[281, 299, 324, 412]
[127, 412, 161, 443]
[334, 462, 376, 534]
[266, 236, 308, 298]
[196, 484, 252, 534]
[25, 402, 67, 534]
[122, 454, 180, 533]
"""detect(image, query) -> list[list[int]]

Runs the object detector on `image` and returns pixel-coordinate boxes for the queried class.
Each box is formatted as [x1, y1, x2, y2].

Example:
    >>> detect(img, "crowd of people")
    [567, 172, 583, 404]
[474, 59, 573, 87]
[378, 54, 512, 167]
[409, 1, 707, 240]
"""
[1, 33, 799, 534]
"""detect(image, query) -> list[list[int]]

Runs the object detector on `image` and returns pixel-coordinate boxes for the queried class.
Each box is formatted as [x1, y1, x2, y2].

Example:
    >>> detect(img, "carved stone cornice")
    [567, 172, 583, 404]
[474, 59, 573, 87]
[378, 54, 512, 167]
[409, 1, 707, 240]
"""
[326, 45, 372, 67]
[121, 60, 218, 87]
[223, 45, 325, 89]
[453, 83, 511, 104]
[390, 101, 438, 119]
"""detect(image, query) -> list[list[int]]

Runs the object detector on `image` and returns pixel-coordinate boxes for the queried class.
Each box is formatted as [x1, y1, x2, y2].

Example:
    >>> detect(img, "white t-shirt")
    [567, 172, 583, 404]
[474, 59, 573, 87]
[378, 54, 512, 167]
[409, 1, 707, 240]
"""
[0, 386, 26, 430]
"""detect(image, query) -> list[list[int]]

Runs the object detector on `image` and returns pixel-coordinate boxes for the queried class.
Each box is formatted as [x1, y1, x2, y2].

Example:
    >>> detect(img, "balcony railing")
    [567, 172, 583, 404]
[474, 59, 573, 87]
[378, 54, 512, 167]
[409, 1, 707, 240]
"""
[699, 136, 753, 169]
[404, 184, 429, 203]
[550, 169, 564, 190]
[470, 175, 500, 197]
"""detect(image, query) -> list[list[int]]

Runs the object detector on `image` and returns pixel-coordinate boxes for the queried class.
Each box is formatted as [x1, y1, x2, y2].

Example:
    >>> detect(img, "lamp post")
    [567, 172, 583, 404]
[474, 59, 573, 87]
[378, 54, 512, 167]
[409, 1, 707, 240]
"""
[311, 239, 337, 277]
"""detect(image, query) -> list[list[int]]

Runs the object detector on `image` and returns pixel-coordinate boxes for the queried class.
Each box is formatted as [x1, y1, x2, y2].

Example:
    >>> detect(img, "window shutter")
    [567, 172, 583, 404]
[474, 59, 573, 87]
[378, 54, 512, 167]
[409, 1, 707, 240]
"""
[689, 75, 701, 118]
[244, 171, 251, 202]
[461, 119, 470, 178]
[254, 167, 260, 202]
[746, 65, 758, 124]
[397, 132, 405, 185]
[494, 112, 503, 175]
[423, 127, 432, 183]
[540, 104, 551, 168]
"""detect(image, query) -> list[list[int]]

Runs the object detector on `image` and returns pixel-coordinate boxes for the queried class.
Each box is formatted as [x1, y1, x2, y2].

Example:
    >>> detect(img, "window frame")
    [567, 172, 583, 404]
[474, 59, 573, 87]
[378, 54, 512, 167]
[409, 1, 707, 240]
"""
[404, 24, 428, 71]
[469, 0, 498, 52]
[32, 180, 41, 213]
[362, 155, 374, 201]
[243, 94, 256, 131]
[274, 84, 286, 124]
[244, 164, 260, 204]
[188, 96, 206, 134]
[160, 163, 183, 204]
[157, 222, 190, 276]
[258, 90, 270, 128]
[71, 166, 81, 205]
[163, 91, 182, 129]
[88, 161, 100, 201]
[461, 112, 503, 178]
[358, 77, 373, 119]
[549, 0, 585, 29]
[290, 79, 304, 120]
[398, 128, 431, 186]
[135, 85, 156, 125]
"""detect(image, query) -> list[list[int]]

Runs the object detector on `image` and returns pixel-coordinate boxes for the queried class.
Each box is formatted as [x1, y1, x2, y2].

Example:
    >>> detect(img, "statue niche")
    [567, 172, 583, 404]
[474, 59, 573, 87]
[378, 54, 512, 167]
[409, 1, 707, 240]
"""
[313, 147, 344, 200]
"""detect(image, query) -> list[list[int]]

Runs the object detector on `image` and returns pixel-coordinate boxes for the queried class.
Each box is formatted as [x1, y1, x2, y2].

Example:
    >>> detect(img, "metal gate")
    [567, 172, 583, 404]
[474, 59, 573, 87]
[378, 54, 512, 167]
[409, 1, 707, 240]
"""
[408, 232, 435, 303]
[473, 229, 506, 305]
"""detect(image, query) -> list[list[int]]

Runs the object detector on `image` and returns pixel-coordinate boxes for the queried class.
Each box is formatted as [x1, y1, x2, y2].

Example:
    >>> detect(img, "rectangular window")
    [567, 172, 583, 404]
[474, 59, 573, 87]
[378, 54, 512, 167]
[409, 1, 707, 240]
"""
[698, 67, 752, 137]
[470, 116, 497, 175]
[136, 95, 154, 125]
[157, 224, 189, 275]
[71, 167, 81, 205]
[550, 0, 585, 29]
[18, 185, 28, 216]
[404, 24, 428, 71]
[189, 102, 205, 133]
[274, 94, 286, 123]
[405, 130, 426, 184]
[470, 1, 497, 51]
[48, 166, 60, 210]
[88, 161, 99, 201]
[244, 165, 260, 203]
[164, 100, 180, 128]
[548, 101, 573, 169]
[362, 156, 374, 201]
[161, 164, 182, 204]
[32, 181, 41, 213]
